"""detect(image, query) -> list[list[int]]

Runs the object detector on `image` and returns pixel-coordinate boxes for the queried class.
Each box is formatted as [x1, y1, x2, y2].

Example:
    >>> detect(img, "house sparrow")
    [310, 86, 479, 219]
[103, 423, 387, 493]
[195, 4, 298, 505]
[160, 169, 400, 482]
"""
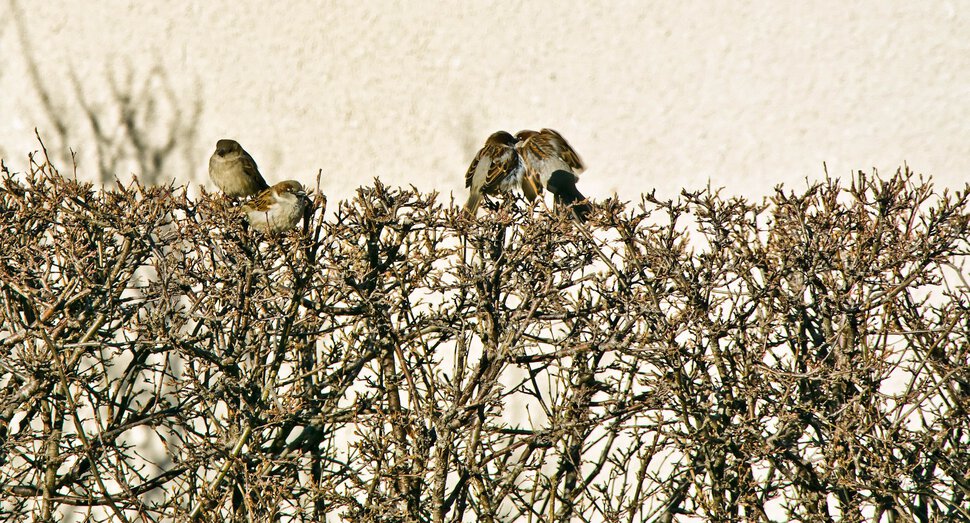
[208, 139, 270, 198]
[241, 180, 308, 233]
[516, 129, 591, 221]
[463, 131, 539, 216]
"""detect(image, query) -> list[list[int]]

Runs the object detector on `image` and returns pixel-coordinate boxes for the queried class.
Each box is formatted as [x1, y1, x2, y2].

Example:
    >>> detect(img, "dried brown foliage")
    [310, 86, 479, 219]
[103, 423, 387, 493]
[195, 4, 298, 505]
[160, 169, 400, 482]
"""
[1, 149, 969, 522]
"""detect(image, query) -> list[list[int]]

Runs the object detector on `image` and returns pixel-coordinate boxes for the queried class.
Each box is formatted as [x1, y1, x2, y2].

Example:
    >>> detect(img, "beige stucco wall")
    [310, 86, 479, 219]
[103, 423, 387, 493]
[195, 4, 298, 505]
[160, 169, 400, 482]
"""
[1, 1, 967, 205]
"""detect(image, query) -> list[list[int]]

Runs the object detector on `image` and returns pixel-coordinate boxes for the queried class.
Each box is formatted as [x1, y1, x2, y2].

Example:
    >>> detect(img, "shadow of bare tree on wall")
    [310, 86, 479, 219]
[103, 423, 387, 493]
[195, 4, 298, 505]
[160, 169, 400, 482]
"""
[8, 0, 202, 185]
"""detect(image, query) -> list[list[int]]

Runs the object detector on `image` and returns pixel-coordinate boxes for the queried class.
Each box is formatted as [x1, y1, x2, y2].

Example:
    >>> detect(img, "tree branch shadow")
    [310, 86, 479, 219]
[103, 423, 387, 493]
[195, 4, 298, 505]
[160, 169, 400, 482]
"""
[8, 0, 202, 185]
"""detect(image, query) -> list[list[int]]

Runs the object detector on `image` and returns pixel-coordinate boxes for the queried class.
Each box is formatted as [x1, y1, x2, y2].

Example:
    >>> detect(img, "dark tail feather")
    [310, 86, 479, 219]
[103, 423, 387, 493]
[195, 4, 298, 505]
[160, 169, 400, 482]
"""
[547, 169, 591, 222]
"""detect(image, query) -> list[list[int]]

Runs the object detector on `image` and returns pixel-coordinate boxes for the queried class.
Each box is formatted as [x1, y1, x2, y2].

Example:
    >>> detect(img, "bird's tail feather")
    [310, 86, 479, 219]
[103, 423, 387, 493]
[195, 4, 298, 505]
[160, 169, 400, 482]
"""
[464, 191, 483, 216]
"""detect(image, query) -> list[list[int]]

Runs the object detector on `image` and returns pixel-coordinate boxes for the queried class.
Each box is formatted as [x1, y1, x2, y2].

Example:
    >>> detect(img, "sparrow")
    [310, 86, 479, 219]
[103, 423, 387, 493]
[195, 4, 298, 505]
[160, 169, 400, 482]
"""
[463, 131, 539, 216]
[208, 139, 270, 198]
[241, 180, 308, 233]
[515, 129, 591, 221]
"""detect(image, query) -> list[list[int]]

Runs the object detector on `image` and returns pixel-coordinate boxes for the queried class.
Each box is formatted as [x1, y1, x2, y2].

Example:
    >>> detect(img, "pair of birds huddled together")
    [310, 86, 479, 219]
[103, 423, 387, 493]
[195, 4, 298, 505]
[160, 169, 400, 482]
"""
[464, 128, 591, 222]
[208, 139, 309, 233]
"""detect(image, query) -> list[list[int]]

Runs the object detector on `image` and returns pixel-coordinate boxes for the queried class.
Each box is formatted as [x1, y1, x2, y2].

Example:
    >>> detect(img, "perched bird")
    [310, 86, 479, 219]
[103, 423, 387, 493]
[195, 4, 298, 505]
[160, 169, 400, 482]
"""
[515, 128, 585, 186]
[515, 128, 590, 221]
[241, 180, 308, 233]
[464, 131, 538, 216]
[208, 139, 270, 198]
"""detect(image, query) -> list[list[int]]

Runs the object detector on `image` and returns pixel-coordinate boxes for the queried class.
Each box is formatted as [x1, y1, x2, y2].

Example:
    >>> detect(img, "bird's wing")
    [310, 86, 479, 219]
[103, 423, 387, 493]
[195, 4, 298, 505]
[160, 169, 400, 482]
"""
[240, 151, 268, 188]
[242, 187, 274, 213]
[541, 128, 585, 173]
[482, 145, 518, 189]
[464, 149, 484, 189]
[466, 144, 518, 192]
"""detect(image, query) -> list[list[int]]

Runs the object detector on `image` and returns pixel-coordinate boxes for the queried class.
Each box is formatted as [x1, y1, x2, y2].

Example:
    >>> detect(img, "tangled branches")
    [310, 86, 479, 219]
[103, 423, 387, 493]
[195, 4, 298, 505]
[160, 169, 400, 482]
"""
[1, 152, 969, 522]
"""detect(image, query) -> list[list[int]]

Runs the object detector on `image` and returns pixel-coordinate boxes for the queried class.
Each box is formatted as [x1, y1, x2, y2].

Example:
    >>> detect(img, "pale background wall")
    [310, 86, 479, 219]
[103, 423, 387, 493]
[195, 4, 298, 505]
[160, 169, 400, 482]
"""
[0, 0, 967, 206]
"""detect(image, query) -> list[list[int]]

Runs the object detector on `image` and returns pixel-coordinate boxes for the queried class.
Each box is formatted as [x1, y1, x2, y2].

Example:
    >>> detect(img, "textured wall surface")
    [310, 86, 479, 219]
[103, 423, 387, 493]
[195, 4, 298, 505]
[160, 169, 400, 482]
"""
[1, 0, 967, 205]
